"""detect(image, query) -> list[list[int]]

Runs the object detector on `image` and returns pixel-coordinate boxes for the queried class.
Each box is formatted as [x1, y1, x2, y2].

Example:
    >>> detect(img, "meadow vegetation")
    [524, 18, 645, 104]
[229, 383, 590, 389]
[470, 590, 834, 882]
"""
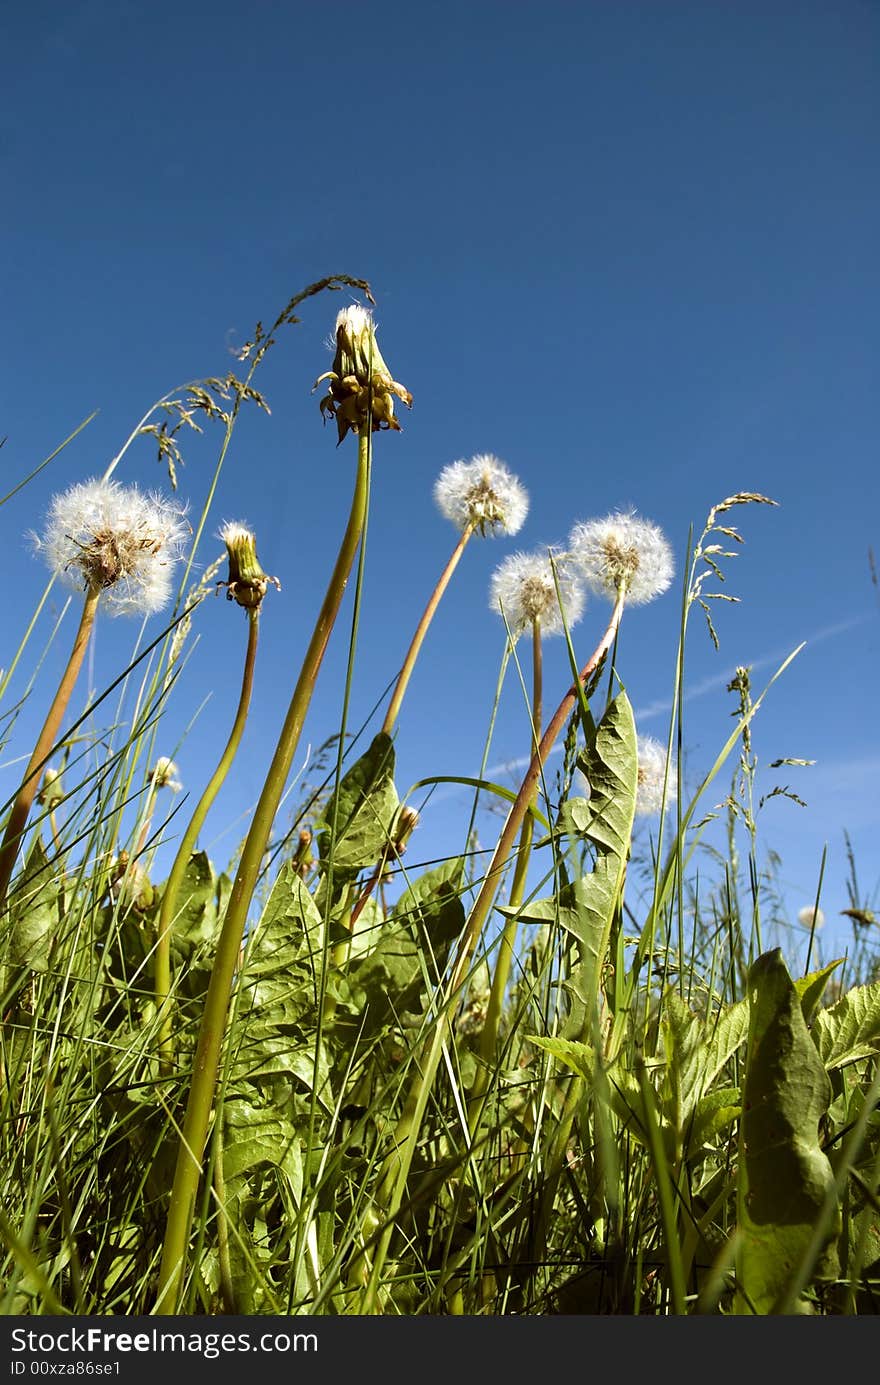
[1, 277, 878, 1316]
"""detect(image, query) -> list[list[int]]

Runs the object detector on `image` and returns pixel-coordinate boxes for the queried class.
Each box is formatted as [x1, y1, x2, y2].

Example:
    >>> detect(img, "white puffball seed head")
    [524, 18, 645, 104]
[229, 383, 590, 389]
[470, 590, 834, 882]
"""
[434, 454, 529, 537]
[489, 550, 585, 638]
[37, 479, 189, 617]
[568, 510, 674, 605]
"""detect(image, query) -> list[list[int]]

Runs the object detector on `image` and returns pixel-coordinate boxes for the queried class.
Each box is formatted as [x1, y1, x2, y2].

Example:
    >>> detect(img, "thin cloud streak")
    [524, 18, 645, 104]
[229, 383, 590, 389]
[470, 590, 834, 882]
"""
[447, 611, 874, 796]
[633, 611, 872, 724]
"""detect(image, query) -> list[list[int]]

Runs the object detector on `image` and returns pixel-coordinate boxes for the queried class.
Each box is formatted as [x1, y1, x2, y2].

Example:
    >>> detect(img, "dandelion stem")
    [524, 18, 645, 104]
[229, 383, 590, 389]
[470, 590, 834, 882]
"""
[154, 609, 260, 1072]
[0, 585, 100, 912]
[156, 430, 371, 1314]
[473, 617, 543, 1113]
[363, 593, 625, 1310]
[380, 522, 475, 735]
[349, 857, 387, 933]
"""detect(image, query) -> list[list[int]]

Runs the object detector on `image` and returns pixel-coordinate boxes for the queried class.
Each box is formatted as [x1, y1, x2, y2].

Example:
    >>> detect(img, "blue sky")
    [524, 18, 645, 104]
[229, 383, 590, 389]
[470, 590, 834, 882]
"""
[1, 1, 878, 966]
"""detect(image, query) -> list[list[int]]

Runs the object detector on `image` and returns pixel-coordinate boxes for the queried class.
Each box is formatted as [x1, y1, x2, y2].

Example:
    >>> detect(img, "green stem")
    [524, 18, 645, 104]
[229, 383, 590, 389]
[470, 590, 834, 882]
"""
[154, 609, 260, 1072]
[472, 619, 543, 1115]
[380, 523, 475, 736]
[0, 585, 100, 913]
[134, 785, 159, 859]
[156, 430, 370, 1314]
[48, 810, 62, 858]
[362, 594, 625, 1311]
[637, 1055, 687, 1314]
[212, 1115, 237, 1315]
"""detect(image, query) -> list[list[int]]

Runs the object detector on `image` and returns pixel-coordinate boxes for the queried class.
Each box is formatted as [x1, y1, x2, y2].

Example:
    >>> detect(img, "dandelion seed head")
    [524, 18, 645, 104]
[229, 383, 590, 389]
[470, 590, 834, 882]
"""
[635, 734, 677, 817]
[150, 756, 182, 793]
[37, 478, 189, 617]
[335, 302, 373, 339]
[433, 454, 529, 537]
[489, 549, 585, 638]
[572, 734, 676, 817]
[568, 510, 674, 605]
[798, 905, 825, 931]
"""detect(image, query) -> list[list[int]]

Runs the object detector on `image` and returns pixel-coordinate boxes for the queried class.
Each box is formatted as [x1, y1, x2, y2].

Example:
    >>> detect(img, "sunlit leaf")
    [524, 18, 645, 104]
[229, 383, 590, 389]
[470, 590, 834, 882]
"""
[735, 949, 838, 1314]
[317, 733, 399, 873]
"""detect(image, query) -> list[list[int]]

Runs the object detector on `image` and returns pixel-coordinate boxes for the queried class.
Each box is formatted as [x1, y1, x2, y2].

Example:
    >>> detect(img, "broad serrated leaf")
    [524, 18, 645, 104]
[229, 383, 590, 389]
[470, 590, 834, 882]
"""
[813, 980, 880, 1071]
[661, 992, 749, 1144]
[244, 863, 325, 975]
[735, 949, 838, 1314]
[229, 865, 333, 1109]
[555, 793, 594, 839]
[526, 1033, 594, 1083]
[660, 989, 705, 1135]
[349, 924, 420, 1012]
[517, 695, 636, 1037]
[566, 692, 638, 1026]
[794, 959, 843, 1026]
[528, 1033, 645, 1138]
[220, 1097, 303, 1313]
[317, 732, 399, 873]
[702, 998, 750, 1089]
[689, 1087, 741, 1149]
[344, 859, 467, 1038]
[222, 1097, 303, 1197]
[391, 856, 466, 952]
[9, 835, 60, 970]
[166, 851, 220, 951]
[573, 692, 638, 861]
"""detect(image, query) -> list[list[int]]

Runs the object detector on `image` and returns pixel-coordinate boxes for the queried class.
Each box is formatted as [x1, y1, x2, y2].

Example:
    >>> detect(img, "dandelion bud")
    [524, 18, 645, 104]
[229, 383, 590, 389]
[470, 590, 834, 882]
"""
[35, 478, 189, 617]
[434, 454, 529, 537]
[489, 549, 585, 638]
[455, 963, 491, 1037]
[391, 805, 420, 858]
[293, 827, 314, 878]
[149, 757, 182, 793]
[314, 304, 412, 446]
[217, 522, 280, 610]
[110, 851, 154, 914]
[568, 510, 674, 606]
[37, 766, 64, 808]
